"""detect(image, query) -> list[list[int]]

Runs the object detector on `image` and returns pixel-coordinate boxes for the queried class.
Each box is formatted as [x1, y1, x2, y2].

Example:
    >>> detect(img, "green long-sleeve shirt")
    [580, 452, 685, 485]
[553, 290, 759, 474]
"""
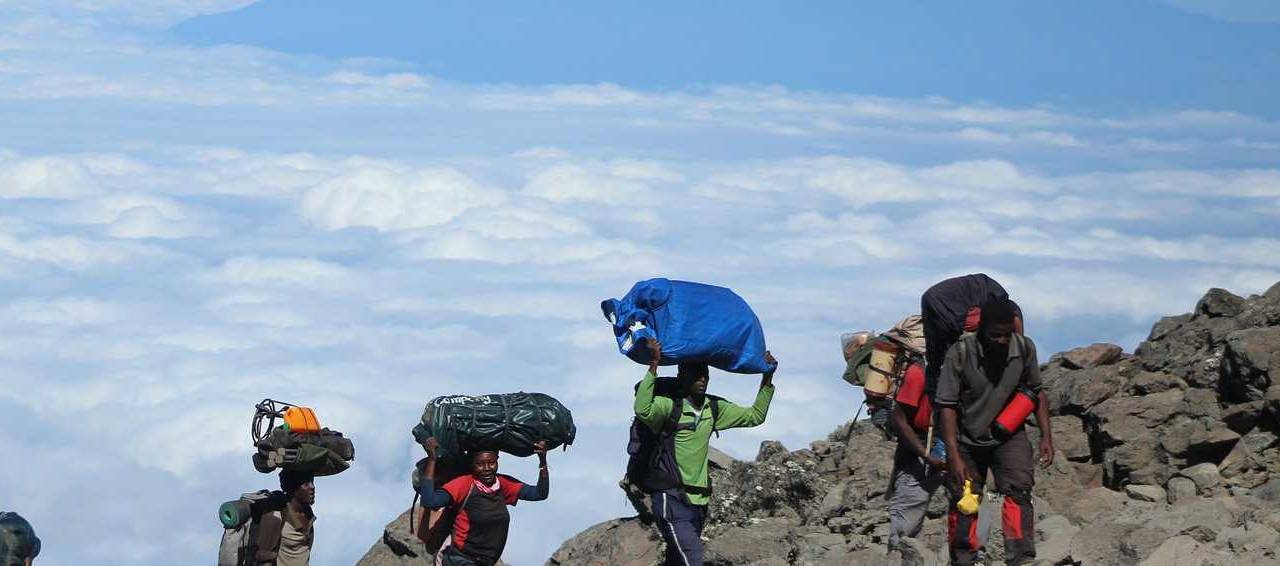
[633, 370, 775, 505]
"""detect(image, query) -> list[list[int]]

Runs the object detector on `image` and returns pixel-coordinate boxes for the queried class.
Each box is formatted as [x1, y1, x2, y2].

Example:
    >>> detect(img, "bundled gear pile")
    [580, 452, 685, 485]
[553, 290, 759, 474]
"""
[410, 392, 576, 470]
[250, 399, 355, 477]
[602, 278, 776, 374]
[840, 314, 926, 436]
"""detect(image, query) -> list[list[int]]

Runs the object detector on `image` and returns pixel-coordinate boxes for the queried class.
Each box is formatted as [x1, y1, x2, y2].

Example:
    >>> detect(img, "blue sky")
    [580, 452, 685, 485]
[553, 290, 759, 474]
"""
[0, 1, 1278, 565]
[174, 0, 1280, 117]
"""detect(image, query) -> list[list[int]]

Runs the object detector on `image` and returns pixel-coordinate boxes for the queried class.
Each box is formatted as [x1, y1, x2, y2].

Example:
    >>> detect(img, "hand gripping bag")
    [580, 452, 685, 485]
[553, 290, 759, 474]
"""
[601, 278, 776, 374]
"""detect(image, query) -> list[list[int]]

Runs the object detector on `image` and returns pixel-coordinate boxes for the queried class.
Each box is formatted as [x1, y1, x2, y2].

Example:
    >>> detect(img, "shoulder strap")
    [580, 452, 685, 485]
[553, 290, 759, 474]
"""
[707, 395, 723, 438]
[663, 397, 683, 433]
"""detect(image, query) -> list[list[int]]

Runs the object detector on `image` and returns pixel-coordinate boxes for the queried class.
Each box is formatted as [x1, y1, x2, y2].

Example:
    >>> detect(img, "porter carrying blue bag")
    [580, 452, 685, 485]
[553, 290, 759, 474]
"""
[601, 278, 775, 374]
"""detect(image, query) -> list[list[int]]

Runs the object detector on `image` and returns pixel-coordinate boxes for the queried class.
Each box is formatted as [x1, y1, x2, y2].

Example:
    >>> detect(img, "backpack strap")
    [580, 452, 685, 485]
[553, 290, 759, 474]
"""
[663, 397, 683, 433]
[707, 395, 722, 438]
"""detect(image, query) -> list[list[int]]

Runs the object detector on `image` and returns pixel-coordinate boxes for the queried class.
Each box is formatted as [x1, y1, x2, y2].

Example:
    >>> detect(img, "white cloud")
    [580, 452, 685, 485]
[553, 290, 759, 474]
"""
[0, 6, 1278, 565]
[522, 162, 666, 203]
[301, 166, 505, 231]
[204, 256, 355, 289]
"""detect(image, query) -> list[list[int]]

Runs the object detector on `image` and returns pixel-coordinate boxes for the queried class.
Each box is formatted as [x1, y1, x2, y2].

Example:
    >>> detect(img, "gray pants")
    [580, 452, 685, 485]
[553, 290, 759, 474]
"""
[888, 443, 944, 549]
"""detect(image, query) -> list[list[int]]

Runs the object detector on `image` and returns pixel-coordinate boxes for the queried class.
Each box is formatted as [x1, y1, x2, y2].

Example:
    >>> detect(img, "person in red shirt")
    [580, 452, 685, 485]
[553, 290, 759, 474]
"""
[887, 360, 945, 554]
[419, 438, 550, 566]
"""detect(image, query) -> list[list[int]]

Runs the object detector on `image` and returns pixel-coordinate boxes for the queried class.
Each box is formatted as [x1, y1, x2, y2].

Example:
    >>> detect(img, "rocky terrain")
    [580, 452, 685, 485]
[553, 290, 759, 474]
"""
[361, 283, 1280, 565]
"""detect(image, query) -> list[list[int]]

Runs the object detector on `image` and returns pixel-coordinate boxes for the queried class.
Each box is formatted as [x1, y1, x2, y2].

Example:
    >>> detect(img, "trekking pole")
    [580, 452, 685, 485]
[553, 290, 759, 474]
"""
[923, 426, 935, 469]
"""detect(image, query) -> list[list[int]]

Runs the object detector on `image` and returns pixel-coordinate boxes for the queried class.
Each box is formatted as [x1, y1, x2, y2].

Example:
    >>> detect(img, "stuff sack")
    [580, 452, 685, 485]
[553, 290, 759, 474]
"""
[921, 274, 1021, 397]
[602, 278, 775, 374]
[411, 392, 576, 470]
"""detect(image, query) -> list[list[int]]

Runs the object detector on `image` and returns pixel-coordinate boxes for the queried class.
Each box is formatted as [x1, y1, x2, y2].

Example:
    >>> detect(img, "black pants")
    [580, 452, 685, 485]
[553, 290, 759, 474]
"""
[948, 430, 1036, 566]
[651, 491, 707, 566]
[438, 546, 492, 566]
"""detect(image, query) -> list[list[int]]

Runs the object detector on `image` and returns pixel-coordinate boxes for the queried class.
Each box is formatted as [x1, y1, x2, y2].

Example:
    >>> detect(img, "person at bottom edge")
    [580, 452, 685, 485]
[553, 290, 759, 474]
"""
[937, 296, 1054, 566]
[887, 359, 945, 553]
[634, 339, 777, 566]
[419, 437, 550, 566]
[255, 470, 316, 566]
[0, 511, 41, 566]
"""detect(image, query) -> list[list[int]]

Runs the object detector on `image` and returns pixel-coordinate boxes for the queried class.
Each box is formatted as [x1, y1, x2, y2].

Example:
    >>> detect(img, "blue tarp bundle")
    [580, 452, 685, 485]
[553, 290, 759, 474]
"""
[601, 278, 775, 374]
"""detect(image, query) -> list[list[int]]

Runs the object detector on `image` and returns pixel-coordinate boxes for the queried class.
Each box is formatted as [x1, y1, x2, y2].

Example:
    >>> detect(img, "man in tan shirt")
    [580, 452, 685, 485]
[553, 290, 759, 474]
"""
[255, 470, 316, 566]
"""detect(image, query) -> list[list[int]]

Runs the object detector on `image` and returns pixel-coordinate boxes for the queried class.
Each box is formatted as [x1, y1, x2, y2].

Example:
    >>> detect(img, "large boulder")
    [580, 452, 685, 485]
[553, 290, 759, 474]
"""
[545, 518, 660, 566]
[1220, 327, 1280, 403]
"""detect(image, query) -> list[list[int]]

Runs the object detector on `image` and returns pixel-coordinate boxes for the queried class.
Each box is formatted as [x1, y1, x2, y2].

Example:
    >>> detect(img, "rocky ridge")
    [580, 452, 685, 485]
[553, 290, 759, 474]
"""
[361, 283, 1280, 565]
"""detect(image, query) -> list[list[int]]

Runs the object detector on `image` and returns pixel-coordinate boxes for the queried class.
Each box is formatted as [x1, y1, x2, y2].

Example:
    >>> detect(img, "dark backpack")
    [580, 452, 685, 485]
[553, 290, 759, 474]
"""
[625, 377, 721, 494]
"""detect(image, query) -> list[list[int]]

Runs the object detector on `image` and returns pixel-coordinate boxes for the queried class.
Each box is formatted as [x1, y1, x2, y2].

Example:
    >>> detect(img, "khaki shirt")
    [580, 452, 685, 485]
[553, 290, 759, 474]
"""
[935, 333, 1041, 447]
[255, 505, 314, 566]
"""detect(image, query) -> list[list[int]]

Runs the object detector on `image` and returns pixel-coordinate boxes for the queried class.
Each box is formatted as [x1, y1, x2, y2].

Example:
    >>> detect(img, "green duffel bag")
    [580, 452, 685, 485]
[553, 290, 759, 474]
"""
[411, 392, 575, 469]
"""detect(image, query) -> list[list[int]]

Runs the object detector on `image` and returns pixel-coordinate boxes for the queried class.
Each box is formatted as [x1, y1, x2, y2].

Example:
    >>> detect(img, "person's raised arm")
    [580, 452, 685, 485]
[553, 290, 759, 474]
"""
[633, 339, 672, 431]
[517, 441, 550, 501]
[418, 438, 454, 509]
[715, 351, 777, 430]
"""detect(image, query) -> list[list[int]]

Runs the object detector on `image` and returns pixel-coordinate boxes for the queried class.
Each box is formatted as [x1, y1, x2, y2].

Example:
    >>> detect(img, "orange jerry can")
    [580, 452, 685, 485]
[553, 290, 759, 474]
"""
[282, 406, 321, 434]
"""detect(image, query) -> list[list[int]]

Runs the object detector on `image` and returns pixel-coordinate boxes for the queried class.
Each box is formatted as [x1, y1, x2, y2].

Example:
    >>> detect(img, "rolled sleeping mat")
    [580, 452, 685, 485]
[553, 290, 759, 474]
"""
[218, 499, 253, 529]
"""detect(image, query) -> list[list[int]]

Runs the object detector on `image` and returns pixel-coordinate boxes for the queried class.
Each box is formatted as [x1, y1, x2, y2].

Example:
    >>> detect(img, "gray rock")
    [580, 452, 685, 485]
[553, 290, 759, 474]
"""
[1221, 327, 1280, 403]
[545, 517, 659, 566]
[704, 519, 797, 565]
[756, 440, 788, 462]
[1125, 484, 1167, 503]
[1178, 463, 1223, 494]
[1060, 343, 1125, 370]
[1138, 535, 1231, 565]
[1222, 401, 1266, 434]
[1167, 476, 1198, 505]
[708, 446, 737, 471]
[1197, 288, 1247, 319]
[356, 508, 429, 566]
[1034, 514, 1079, 565]
[1128, 371, 1187, 395]
[1221, 521, 1279, 555]
[1048, 364, 1128, 415]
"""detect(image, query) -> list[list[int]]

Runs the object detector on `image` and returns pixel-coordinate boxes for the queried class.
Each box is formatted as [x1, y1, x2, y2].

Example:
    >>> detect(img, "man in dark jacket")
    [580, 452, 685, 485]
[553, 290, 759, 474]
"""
[936, 297, 1053, 566]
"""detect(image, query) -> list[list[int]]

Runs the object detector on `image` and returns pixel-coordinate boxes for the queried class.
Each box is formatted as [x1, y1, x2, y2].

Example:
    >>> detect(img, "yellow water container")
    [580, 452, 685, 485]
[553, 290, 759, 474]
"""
[863, 341, 898, 398]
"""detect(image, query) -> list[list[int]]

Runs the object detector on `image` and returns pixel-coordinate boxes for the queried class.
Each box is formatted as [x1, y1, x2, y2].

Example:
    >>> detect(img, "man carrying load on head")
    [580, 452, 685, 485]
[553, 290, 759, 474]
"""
[936, 297, 1053, 566]
[253, 470, 317, 566]
[633, 340, 777, 566]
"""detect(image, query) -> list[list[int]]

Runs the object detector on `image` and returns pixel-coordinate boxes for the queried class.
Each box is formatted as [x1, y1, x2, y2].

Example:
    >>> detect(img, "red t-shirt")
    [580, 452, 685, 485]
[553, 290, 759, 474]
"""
[895, 363, 932, 433]
[441, 474, 525, 558]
